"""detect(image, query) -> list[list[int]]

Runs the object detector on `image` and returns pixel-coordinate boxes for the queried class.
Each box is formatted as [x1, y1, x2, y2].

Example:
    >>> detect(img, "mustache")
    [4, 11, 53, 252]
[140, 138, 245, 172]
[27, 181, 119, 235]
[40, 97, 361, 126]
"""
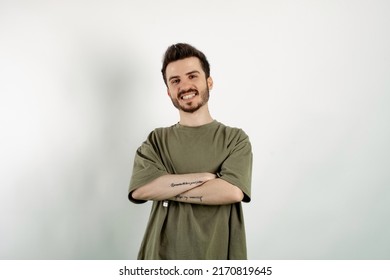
[178, 88, 198, 98]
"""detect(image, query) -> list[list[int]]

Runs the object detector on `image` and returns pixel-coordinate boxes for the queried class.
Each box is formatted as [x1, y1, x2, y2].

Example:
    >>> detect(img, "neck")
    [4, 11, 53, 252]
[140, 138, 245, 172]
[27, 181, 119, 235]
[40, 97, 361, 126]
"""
[178, 104, 213, 127]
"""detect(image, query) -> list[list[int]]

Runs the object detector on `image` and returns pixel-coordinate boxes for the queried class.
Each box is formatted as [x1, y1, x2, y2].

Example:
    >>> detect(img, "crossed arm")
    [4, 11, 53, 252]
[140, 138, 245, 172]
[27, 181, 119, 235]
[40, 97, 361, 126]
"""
[131, 172, 244, 205]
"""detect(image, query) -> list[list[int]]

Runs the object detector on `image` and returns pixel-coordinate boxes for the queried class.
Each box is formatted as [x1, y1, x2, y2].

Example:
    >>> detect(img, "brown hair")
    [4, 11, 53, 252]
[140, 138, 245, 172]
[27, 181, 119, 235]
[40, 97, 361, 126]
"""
[161, 43, 210, 86]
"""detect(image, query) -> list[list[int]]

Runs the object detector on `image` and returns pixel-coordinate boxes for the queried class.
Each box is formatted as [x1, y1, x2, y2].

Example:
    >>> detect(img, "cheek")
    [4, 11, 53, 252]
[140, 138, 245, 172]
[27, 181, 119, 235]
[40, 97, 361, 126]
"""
[168, 87, 179, 97]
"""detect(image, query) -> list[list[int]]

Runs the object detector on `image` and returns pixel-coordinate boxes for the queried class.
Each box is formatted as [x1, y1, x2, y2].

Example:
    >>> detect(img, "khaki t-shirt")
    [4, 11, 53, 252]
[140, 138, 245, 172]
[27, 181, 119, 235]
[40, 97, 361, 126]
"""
[129, 120, 252, 259]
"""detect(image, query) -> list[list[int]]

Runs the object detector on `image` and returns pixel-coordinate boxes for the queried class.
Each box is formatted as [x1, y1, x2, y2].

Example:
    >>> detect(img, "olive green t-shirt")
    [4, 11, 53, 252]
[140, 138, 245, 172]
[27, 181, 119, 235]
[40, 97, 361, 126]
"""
[128, 120, 252, 260]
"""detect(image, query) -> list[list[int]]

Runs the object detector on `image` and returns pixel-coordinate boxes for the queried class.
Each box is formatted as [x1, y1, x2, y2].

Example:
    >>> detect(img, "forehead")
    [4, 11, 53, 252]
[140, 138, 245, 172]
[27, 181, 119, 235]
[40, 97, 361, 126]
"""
[166, 57, 204, 77]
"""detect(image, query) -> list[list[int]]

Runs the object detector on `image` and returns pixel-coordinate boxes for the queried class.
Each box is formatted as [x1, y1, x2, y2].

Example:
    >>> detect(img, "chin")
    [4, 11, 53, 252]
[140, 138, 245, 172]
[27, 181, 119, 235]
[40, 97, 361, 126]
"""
[181, 105, 203, 113]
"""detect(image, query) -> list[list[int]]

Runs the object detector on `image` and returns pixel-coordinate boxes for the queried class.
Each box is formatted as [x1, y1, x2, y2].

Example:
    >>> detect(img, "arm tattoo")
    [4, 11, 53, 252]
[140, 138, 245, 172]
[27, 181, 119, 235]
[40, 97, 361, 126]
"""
[175, 195, 203, 203]
[170, 180, 203, 188]
[175, 194, 188, 200]
[190, 196, 203, 202]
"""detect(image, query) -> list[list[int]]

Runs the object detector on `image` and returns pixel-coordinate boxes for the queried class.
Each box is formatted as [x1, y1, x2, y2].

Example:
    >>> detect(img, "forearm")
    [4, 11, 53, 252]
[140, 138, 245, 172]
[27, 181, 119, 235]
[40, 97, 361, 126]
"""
[131, 172, 216, 201]
[171, 178, 244, 205]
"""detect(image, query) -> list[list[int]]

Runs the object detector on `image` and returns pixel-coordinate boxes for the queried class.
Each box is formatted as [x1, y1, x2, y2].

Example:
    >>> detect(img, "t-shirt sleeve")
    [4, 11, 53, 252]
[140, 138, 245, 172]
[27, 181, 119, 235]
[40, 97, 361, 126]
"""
[128, 131, 168, 204]
[218, 129, 252, 203]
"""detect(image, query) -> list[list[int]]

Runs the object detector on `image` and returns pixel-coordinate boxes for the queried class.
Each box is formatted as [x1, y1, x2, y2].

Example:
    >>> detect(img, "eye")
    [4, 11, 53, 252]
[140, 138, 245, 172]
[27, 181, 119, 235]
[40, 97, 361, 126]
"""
[171, 79, 180, 85]
[189, 74, 197, 79]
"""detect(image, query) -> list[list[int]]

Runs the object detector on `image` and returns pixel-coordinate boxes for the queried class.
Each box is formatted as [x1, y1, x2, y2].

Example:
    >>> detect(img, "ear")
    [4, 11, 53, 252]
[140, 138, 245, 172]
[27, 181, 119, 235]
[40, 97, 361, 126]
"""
[207, 76, 214, 90]
[167, 88, 171, 97]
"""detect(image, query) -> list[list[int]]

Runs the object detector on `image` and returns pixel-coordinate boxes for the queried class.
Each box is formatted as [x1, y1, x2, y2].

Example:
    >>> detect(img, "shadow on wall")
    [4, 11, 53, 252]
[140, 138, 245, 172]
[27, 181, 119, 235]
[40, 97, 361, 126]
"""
[1, 36, 148, 259]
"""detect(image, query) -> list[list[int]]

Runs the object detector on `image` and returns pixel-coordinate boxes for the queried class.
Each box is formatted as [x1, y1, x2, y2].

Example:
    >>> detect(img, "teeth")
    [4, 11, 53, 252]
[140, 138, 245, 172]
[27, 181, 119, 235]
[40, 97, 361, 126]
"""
[182, 93, 196, 100]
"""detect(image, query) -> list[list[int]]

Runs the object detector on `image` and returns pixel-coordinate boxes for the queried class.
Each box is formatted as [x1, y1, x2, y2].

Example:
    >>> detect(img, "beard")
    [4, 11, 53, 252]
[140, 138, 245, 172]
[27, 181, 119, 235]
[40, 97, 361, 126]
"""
[170, 85, 210, 113]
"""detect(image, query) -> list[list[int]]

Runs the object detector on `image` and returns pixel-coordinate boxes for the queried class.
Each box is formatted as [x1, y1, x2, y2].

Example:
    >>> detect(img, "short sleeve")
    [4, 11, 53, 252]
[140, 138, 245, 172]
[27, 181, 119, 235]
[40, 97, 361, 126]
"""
[128, 131, 168, 203]
[218, 130, 252, 203]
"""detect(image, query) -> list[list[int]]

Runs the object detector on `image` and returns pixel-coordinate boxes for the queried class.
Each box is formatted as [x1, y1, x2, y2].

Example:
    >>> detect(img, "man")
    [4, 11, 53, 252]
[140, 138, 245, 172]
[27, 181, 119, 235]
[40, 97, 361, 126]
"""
[128, 43, 252, 260]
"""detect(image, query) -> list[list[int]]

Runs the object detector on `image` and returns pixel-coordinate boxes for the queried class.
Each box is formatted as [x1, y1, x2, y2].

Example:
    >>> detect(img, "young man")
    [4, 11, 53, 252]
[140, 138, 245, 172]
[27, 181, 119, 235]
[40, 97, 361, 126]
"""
[128, 43, 252, 260]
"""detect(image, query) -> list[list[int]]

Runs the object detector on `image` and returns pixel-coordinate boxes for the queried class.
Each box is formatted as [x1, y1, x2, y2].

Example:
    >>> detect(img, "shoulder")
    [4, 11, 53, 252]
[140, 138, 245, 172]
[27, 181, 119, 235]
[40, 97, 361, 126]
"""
[145, 124, 177, 143]
[216, 122, 250, 142]
[151, 124, 176, 136]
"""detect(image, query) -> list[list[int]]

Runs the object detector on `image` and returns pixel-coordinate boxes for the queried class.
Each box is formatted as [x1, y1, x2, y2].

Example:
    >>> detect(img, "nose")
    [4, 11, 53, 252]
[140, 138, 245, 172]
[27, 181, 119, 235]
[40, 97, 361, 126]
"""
[179, 80, 192, 92]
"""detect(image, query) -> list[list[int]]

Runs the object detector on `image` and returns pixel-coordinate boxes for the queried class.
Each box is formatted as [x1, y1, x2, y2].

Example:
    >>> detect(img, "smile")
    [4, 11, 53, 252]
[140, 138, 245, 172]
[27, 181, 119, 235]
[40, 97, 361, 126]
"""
[181, 93, 196, 100]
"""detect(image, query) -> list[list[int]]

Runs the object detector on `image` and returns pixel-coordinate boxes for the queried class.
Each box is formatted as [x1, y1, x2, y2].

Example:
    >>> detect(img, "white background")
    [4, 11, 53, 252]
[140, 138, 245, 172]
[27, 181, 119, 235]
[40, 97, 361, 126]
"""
[0, 0, 389, 259]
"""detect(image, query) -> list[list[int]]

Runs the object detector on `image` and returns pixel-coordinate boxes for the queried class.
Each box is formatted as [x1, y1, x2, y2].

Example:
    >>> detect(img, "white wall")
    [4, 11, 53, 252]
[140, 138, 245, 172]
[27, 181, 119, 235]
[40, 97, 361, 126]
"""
[1, 0, 389, 259]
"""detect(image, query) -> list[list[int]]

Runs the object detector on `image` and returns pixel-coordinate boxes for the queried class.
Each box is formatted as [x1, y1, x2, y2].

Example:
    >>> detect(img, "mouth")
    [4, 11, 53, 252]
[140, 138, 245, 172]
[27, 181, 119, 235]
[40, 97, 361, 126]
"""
[179, 91, 198, 101]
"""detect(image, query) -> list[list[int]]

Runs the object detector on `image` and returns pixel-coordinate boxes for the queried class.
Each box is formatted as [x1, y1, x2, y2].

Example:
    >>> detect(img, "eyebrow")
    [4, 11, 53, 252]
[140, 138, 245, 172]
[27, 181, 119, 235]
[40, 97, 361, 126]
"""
[168, 70, 201, 82]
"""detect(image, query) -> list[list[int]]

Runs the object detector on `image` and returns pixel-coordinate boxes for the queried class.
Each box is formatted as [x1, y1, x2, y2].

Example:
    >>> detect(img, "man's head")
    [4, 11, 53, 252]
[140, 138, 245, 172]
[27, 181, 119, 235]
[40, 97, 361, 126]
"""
[161, 43, 210, 86]
[162, 43, 213, 113]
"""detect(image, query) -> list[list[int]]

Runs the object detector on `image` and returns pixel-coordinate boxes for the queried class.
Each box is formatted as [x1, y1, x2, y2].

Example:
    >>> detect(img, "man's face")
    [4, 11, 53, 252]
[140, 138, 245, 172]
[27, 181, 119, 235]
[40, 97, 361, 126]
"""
[165, 57, 213, 113]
